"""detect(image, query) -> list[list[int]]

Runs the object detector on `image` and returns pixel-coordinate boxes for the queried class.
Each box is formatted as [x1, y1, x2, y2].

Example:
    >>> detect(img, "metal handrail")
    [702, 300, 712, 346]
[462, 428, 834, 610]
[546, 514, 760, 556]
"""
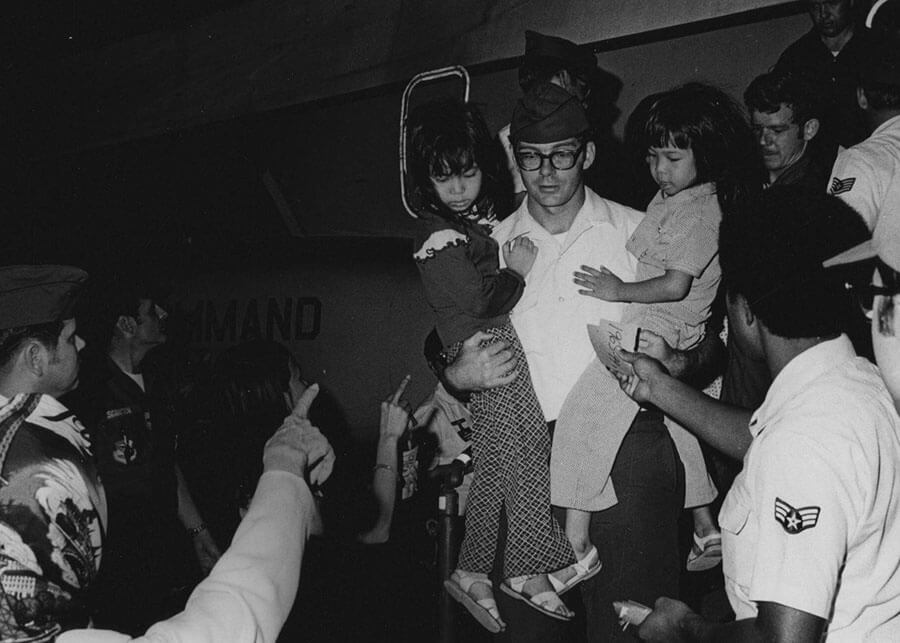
[399, 66, 471, 218]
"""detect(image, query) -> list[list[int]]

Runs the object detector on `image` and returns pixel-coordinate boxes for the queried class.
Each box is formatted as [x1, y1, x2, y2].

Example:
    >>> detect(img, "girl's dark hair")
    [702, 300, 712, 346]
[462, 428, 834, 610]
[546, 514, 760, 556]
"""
[406, 97, 509, 218]
[211, 341, 295, 509]
[640, 82, 763, 217]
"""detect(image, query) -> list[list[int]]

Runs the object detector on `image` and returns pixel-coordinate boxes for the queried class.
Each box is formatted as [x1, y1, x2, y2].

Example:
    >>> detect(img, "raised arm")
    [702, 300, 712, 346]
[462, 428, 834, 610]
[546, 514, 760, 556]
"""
[618, 349, 752, 461]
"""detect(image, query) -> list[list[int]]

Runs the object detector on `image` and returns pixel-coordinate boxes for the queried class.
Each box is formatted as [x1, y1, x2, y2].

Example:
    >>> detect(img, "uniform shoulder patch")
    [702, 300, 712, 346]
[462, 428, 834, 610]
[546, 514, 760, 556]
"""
[830, 177, 856, 195]
[774, 497, 820, 534]
[413, 229, 468, 262]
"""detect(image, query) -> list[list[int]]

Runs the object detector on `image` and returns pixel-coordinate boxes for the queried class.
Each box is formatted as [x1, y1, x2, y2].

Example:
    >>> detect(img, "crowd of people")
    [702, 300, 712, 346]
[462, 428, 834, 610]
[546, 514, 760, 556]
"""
[0, 0, 899, 641]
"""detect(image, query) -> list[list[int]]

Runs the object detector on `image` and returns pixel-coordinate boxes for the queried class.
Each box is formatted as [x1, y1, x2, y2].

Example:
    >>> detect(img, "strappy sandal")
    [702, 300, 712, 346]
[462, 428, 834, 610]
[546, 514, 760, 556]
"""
[500, 574, 574, 621]
[548, 546, 602, 595]
[444, 570, 506, 632]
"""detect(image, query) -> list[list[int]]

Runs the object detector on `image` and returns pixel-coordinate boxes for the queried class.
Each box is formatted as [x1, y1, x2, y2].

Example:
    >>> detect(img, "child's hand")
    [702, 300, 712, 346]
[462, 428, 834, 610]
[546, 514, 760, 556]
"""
[503, 235, 538, 277]
[574, 265, 624, 301]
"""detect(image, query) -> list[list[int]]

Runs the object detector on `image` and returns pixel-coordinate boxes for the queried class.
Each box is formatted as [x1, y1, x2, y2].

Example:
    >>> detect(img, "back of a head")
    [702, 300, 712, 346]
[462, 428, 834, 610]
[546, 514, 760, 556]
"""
[859, 34, 900, 112]
[77, 270, 164, 353]
[744, 68, 822, 126]
[720, 187, 870, 339]
[211, 341, 294, 508]
[518, 30, 596, 93]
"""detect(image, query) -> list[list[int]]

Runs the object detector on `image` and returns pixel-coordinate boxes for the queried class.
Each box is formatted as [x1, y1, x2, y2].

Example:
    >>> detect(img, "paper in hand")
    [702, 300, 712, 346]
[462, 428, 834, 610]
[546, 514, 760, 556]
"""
[587, 320, 642, 378]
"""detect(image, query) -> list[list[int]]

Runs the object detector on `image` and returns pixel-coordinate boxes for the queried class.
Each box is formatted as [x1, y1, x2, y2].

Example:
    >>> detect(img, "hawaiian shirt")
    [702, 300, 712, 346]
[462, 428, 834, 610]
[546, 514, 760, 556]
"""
[0, 393, 105, 641]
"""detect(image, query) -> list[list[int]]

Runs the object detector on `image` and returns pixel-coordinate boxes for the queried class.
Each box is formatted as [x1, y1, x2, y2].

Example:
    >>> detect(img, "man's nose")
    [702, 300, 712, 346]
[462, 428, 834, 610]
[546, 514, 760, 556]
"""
[539, 156, 555, 177]
[449, 178, 465, 193]
[75, 335, 86, 352]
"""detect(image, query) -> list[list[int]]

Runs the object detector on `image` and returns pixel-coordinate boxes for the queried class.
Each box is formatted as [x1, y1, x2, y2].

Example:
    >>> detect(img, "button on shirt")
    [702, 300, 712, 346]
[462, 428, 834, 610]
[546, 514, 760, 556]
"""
[492, 188, 641, 420]
[720, 335, 900, 641]
[828, 114, 900, 231]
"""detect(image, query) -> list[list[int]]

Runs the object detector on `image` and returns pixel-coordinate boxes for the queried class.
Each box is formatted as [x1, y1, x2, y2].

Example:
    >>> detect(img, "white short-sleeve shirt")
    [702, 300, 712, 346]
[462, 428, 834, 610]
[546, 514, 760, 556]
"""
[498, 124, 526, 195]
[720, 335, 900, 641]
[828, 114, 900, 231]
[492, 187, 641, 420]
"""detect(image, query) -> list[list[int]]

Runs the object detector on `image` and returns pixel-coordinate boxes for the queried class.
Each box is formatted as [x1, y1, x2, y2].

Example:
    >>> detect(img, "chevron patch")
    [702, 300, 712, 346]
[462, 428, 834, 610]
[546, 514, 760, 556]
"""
[774, 497, 820, 534]
[830, 177, 856, 195]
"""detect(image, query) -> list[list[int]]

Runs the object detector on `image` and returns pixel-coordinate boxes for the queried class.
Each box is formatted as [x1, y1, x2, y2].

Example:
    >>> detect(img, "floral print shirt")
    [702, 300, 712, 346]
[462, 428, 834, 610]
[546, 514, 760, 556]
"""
[0, 393, 105, 641]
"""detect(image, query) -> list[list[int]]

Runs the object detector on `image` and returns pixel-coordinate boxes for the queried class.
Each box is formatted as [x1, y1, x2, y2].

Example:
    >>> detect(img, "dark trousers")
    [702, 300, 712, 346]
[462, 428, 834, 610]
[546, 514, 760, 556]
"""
[495, 410, 684, 643]
[581, 409, 685, 642]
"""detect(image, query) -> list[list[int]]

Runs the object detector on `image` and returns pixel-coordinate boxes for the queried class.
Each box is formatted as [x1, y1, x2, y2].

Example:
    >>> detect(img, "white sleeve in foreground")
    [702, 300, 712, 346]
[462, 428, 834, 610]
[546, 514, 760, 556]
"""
[59, 471, 313, 643]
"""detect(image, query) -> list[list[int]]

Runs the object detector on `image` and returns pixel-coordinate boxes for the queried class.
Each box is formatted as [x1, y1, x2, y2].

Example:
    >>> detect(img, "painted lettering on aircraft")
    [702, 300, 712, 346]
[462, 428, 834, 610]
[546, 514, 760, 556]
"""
[186, 297, 322, 343]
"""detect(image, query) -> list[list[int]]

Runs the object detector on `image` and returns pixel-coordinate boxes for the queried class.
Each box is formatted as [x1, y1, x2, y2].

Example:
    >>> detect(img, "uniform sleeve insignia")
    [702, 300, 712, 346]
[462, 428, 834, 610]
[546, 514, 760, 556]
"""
[829, 177, 856, 195]
[413, 229, 468, 262]
[774, 497, 820, 534]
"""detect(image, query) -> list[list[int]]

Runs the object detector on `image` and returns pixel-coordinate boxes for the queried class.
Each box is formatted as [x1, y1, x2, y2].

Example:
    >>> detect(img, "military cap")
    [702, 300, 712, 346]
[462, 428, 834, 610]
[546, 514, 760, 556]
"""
[510, 81, 590, 144]
[0, 265, 88, 330]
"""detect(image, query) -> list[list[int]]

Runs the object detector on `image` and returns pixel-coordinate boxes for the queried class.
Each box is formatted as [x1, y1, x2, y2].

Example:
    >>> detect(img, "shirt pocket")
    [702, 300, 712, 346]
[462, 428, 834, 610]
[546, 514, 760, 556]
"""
[719, 491, 751, 536]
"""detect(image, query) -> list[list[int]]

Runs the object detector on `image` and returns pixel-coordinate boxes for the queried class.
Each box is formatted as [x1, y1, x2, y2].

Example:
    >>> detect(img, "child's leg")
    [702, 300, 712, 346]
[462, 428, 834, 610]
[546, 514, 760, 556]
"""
[664, 416, 717, 508]
[686, 504, 722, 572]
[692, 504, 718, 538]
[455, 389, 503, 575]
[564, 508, 594, 559]
[487, 326, 574, 618]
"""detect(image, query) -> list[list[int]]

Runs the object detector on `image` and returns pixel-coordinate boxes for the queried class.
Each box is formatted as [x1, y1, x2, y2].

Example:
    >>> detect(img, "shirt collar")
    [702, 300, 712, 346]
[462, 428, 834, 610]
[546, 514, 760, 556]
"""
[748, 334, 856, 436]
[654, 182, 716, 209]
[511, 187, 613, 239]
[872, 114, 900, 138]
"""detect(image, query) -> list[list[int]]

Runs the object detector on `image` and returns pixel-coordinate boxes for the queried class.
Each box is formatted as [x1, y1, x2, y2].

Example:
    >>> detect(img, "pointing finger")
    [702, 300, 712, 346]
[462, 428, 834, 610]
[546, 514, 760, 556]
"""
[391, 374, 411, 405]
[291, 383, 319, 419]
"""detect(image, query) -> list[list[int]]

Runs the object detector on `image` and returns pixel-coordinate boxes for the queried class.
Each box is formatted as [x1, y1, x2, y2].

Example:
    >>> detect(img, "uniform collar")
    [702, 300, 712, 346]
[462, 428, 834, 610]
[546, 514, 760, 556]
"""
[510, 187, 615, 240]
[748, 334, 856, 437]
[871, 114, 900, 138]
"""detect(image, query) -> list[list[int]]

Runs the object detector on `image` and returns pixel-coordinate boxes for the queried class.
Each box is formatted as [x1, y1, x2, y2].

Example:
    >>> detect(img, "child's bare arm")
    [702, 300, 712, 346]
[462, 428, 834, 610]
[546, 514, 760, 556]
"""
[574, 266, 692, 303]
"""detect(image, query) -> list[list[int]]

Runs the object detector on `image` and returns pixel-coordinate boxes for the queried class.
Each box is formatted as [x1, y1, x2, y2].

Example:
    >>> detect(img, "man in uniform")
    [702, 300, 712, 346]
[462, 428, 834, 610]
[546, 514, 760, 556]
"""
[499, 30, 597, 207]
[0, 265, 105, 640]
[827, 35, 900, 231]
[776, 0, 876, 152]
[744, 68, 831, 190]
[71, 278, 218, 635]
[619, 188, 900, 641]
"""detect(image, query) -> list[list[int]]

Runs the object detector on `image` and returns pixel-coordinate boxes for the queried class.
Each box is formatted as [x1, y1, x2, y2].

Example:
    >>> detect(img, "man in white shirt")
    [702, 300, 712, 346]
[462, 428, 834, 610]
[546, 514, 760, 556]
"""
[449, 82, 686, 642]
[622, 188, 900, 642]
[827, 36, 900, 229]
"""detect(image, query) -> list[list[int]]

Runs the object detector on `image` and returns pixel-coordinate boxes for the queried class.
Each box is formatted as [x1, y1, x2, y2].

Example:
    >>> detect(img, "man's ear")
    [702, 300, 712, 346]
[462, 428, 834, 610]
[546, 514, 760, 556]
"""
[857, 86, 869, 110]
[116, 315, 137, 338]
[802, 118, 820, 141]
[734, 293, 757, 328]
[22, 341, 48, 378]
[582, 140, 596, 172]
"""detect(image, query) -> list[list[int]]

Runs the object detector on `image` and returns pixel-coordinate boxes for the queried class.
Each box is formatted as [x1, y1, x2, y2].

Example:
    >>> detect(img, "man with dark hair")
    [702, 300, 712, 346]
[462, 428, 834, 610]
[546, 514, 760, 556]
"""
[71, 276, 219, 635]
[0, 265, 105, 640]
[744, 69, 831, 189]
[615, 188, 900, 641]
[448, 82, 689, 642]
[827, 35, 900, 230]
[499, 30, 597, 205]
[775, 0, 875, 152]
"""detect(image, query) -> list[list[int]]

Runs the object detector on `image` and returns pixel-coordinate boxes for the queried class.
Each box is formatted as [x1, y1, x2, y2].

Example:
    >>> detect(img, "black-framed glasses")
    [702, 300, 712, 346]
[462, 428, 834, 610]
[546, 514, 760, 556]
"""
[515, 143, 584, 172]
[843, 282, 900, 318]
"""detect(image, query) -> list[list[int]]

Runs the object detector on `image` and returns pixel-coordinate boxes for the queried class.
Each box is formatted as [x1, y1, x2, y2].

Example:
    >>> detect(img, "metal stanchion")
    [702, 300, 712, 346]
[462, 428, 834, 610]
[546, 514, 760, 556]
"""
[431, 462, 465, 643]
[438, 484, 459, 643]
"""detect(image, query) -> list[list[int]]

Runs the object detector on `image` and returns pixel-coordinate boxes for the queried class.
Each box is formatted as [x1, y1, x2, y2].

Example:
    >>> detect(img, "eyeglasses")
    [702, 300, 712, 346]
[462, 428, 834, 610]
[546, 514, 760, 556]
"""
[515, 143, 584, 172]
[843, 282, 900, 319]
